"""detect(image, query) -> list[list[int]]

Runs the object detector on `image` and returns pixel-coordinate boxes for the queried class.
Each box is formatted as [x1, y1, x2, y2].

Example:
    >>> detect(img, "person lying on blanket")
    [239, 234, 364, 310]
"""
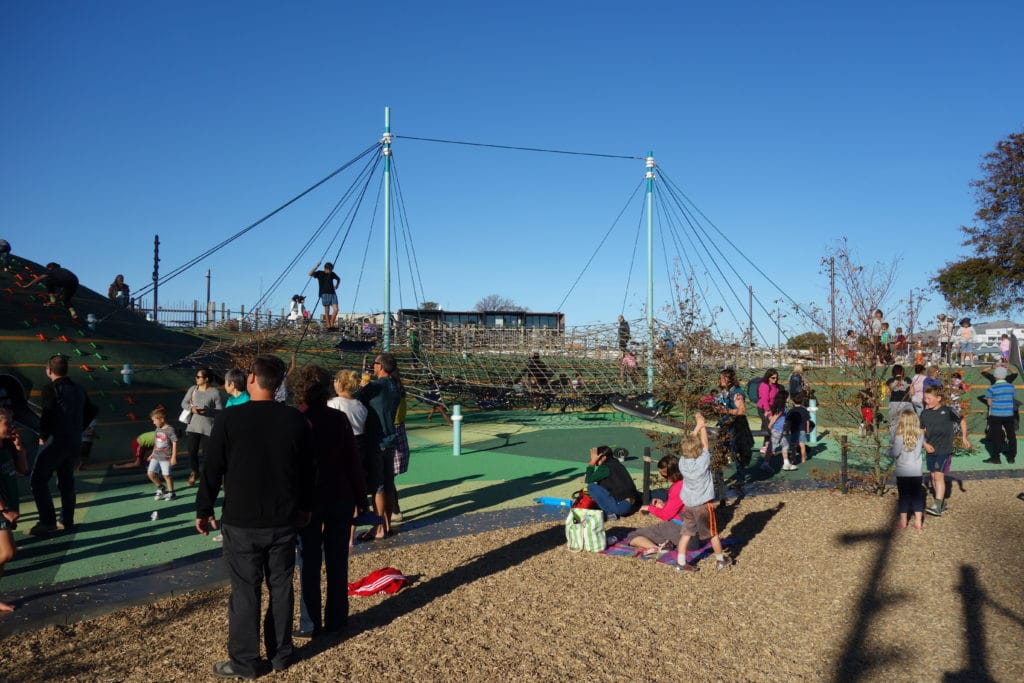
[583, 445, 639, 521]
[626, 454, 685, 556]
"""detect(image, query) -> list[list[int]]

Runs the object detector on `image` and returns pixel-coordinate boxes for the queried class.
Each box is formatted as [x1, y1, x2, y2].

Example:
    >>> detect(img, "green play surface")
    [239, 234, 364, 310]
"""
[8, 405, 1017, 595]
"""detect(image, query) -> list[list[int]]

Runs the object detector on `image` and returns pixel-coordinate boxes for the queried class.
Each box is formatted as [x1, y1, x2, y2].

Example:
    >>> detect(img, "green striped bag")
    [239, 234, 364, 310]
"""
[565, 508, 606, 552]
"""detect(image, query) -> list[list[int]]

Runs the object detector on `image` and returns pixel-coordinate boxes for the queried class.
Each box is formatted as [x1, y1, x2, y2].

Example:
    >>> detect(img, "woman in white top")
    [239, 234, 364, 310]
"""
[329, 370, 372, 547]
[329, 370, 367, 435]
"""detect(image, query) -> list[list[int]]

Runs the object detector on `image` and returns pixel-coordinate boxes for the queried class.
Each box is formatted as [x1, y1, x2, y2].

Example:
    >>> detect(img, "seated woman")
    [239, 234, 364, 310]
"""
[626, 455, 684, 556]
[584, 445, 639, 521]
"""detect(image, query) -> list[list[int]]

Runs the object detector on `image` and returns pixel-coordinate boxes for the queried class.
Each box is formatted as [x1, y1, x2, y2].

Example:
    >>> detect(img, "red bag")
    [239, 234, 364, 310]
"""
[348, 567, 412, 596]
[572, 489, 599, 510]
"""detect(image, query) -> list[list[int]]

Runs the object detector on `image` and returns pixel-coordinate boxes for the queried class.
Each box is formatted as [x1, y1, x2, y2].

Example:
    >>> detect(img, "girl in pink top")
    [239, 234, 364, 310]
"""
[626, 455, 685, 556]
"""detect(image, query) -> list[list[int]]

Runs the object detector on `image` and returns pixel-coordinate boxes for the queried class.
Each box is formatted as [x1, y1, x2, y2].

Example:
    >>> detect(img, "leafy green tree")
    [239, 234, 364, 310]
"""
[934, 130, 1024, 313]
[786, 331, 828, 353]
[419, 301, 440, 310]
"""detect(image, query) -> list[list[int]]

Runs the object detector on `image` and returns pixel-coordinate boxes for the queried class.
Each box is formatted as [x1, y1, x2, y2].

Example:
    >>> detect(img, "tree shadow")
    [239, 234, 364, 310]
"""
[291, 524, 565, 664]
[942, 564, 1006, 683]
[833, 524, 909, 682]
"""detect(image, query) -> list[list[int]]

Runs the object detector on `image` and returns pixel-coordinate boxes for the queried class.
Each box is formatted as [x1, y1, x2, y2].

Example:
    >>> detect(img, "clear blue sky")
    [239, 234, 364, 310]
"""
[3, 1, 1022, 343]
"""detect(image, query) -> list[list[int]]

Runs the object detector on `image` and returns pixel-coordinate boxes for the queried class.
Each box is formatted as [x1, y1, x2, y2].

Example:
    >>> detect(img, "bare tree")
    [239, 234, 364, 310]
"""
[473, 294, 525, 312]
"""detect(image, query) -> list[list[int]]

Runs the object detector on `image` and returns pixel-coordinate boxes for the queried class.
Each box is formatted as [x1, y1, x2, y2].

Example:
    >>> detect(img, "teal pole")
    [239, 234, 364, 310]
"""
[452, 404, 463, 456]
[382, 106, 392, 351]
[645, 153, 655, 406]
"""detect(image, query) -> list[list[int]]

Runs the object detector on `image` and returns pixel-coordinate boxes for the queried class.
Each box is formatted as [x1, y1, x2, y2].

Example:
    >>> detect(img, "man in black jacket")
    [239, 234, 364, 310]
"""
[584, 445, 639, 521]
[196, 355, 315, 679]
[30, 353, 96, 535]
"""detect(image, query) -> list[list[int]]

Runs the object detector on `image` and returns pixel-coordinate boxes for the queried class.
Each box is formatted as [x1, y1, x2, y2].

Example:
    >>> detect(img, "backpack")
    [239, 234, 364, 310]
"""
[788, 373, 803, 398]
[746, 377, 763, 403]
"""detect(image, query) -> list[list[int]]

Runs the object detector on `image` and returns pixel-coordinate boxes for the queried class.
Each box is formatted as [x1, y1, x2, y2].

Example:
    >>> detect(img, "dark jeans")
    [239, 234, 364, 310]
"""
[30, 439, 77, 527]
[185, 431, 208, 474]
[297, 502, 353, 634]
[986, 415, 1017, 460]
[896, 476, 925, 515]
[586, 483, 633, 518]
[222, 523, 298, 676]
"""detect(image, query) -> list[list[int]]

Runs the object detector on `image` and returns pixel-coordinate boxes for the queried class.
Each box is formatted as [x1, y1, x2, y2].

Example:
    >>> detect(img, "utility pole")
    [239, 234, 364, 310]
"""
[829, 256, 836, 367]
[773, 298, 787, 367]
[152, 234, 160, 321]
[205, 269, 212, 327]
[748, 285, 753, 369]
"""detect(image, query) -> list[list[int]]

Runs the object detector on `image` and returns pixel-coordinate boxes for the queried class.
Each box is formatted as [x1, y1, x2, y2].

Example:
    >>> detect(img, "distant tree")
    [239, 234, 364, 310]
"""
[474, 294, 525, 312]
[786, 332, 828, 353]
[419, 301, 440, 311]
[934, 130, 1024, 313]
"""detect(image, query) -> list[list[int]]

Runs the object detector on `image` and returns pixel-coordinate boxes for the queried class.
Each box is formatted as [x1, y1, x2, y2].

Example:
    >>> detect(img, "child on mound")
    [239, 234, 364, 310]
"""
[146, 409, 178, 501]
[676, 412, 733, 573]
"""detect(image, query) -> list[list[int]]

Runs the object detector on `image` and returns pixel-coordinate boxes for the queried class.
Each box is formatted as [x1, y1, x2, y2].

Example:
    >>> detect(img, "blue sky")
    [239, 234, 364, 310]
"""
[3, 1, 1022, 343]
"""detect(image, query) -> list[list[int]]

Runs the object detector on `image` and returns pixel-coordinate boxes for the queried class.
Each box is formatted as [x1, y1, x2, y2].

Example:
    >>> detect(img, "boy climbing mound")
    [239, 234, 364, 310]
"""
[676, 412, 734, 573]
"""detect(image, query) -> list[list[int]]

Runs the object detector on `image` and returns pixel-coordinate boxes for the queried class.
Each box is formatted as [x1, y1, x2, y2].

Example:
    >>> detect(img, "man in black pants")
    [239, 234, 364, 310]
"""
[30, 353, 96, 535]
[196, 355, 315, 679]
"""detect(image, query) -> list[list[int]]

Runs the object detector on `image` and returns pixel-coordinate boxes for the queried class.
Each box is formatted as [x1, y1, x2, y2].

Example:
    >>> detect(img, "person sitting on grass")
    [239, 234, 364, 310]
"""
[626, 454, 685, 556]
[0, 408, 29, 613]
[676, 412, 733, 573]
[583, 445, 639, 522]
[146, 409, 178, 501]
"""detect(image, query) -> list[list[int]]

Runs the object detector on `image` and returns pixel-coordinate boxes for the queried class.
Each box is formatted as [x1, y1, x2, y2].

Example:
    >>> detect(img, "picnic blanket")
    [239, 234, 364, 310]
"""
[599, 536, 734, 566]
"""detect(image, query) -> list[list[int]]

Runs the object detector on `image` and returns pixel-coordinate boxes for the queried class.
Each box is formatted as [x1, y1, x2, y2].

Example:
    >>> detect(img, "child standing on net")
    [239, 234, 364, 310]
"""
[676, 412, 733, 573]
[890, 410, 925, 530]
[146, 409, 178, 501]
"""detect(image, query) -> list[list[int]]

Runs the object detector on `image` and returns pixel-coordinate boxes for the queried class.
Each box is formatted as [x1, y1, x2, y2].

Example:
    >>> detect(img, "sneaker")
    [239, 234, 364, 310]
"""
[163, 491, 176, 501]
[211, 660, 256, 680]
[29, 523, 59, 536]
[675, 563, 699, 573]
[154, 489, 165, 500]
[981, 457, 1002, 465]
[716, 556, 734, 570]
[782, 463, 798, 471]
[925, 505, 943, 517]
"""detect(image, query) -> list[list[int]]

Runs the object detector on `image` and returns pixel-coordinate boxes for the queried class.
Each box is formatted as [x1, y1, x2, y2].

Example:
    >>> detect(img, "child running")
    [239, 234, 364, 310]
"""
[676, 412, 733, 573]
[889, 410, 925, 530]
[146, 409, 178, 501]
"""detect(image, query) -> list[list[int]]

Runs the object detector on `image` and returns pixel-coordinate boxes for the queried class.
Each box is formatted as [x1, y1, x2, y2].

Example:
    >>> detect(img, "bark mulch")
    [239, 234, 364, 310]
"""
[2, 480, 1023, 682]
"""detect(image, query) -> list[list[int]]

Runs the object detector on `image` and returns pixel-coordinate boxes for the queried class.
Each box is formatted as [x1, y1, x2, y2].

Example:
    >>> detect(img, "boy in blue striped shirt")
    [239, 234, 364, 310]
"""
[983, 366, 1017, 465]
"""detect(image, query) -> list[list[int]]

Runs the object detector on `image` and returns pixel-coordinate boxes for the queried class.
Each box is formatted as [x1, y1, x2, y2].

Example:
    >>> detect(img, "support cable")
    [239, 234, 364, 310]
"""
[134, 142, 381, 300]
[395, 135, 644, 161]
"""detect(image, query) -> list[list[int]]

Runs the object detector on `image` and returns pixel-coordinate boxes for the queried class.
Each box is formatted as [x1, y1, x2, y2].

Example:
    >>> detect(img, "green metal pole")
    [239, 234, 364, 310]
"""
[645, 153, 655, 406]
[382, 107, 392, 351]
